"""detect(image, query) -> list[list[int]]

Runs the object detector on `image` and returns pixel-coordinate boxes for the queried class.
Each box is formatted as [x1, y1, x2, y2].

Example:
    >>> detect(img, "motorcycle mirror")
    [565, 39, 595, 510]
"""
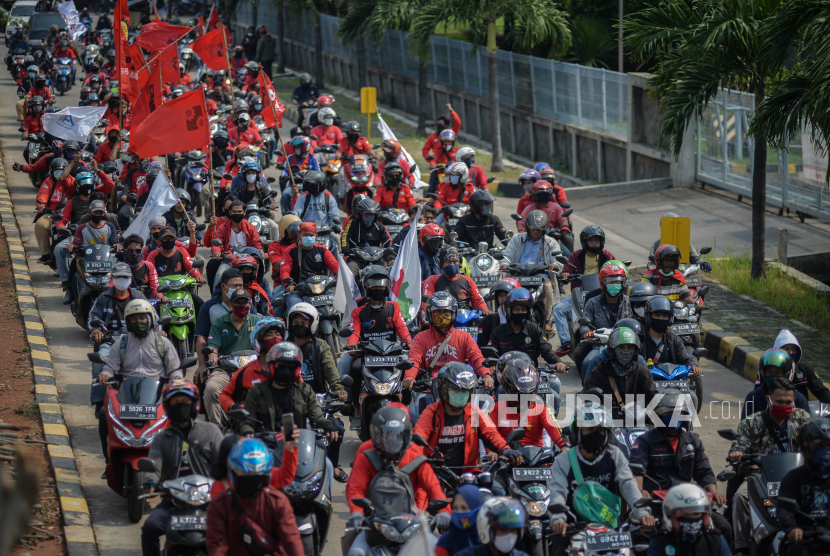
[262, 240, 272, 251]
[425, 155, 435, 161]
[353, 498, 374, 516]
[211, 238, 223, 247]
[382, 247, 395, 257]
[158, 315, 173, 326]
[700, 246, 712, 255]
[258, 208, 272, 216]
[228, 407, 251, 421]
[18, 126, 25, 133]
[425, 192, 439, 200]
[192, 258, 205, 269]
[483, 357, 498, 368]
[426, 499, 449, 515]
[412, 433, 429, 448]
[222, 173, 233, 180]
[480, 346, 499, 358]
[87, 352, 106, 364]
[309, 135, 319, 141]
[504, 429, 525, 445]
[157, 284, 170, 294]
[421, 294, 431, 304]
[622, 261, 633, 268]
[692, 347, 708, 359]
[195, 223, 207, 232]
[696, 285, 710, 298]
[331, 225, 342, 234]
[273, 297, 285, 308]
[90, 318, 105, 328]
[407, 326, 420, 336]
[487, 176, 496, 184]
[562, 208, 573, 218]
[548, 503, 568, 514]
[276, 164, 285, 171]
[127, 193, 137, 203]
[717, 469, 736, 482]
[338, 327, 354, 338]
[634, 498, 652, 508]
[395, 360, 414, 371]
[560, 202, 571, 209]
[174, 159, 187, 167]
[577, 316, 591, 327]
[179, 356, 198, 370]
[477, 471, 493, 487]
[511, 213, 522, 222]
[339, 375, 354, 388]
[776, 497, 798, 509]
[137, 458, 158, 473]
[275, 150, 284, 157]
[267, 177, 276, 184]
[28, 134, 39, 142]
[556, 255, 569, 265]
[717, 429, 738, 441]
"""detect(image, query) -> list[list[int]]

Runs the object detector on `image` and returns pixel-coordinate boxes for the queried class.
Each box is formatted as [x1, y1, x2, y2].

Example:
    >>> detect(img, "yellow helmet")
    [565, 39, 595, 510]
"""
[278, 214, 301, 240]
[124, 299, 157, 328]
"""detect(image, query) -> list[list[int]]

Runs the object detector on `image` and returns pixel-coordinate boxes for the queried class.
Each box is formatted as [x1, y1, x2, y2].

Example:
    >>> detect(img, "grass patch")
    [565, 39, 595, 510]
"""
[709, 250, 830, 332]
[14, 400, 38, 419]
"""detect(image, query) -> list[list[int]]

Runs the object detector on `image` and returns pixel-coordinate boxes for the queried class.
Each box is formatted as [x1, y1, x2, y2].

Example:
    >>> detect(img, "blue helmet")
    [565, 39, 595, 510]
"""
[241, 160, 261, 174]
[76, 172, 95, 188]
[250, 317, 286, 354]
[228, 438, 273, 487]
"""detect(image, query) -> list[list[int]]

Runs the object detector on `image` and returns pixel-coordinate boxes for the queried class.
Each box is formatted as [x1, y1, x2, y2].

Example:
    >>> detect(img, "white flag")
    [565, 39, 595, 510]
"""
[377, 113, 428, 189]
[42, 106, 107, 142]
[397, 513, 436, 556]
[123, 172, 178, 241]
[333, 250, 360, 318]
[57, 1, 86, 40]
[390, 207, 422, 321]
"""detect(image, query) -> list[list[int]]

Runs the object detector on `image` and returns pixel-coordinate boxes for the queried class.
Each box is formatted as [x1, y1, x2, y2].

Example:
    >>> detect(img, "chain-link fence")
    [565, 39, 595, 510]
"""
[236, 5, 628, 139]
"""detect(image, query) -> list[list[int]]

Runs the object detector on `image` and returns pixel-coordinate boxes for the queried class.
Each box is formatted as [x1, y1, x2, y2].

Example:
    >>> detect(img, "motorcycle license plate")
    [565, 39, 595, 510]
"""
[169, 514, 207, 531]
[768, 482, 780, 497]
[364, 356, 399, 367]
[671, 322, 700, 336]
[654, 381, 690, 393]
[474, 275, 499, 287]
[386, 225, 403, 234]
[585, 533, 631, 551]
[517, 276, 543, 287]
[456, 327, 479, 336]
[512, 468, 552, 481]
[167, 298, 191, 309]
[119, 404, 157, 419]
[686, 277, 701, 287]
[310, 294, 334, 306]
[85, 262, 112, 272]
[448, 218, 459, 226]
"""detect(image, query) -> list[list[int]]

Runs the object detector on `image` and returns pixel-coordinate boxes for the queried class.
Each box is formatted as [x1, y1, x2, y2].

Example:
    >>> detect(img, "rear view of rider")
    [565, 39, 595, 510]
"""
[455, 190, 508, 249]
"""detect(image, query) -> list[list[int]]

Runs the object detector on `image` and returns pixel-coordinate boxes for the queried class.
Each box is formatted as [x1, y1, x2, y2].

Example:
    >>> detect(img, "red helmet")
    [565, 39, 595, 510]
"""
[539, 166, 556, 183]
[599, 262, 627, 289]
[531, 180, 553, 196]
[381, 139, 402, 159]
[419, 223, 445, 246]
[266, 342, 303, 381]
[502, 277, 521, 289]
[317, 95, 334, 108]
[232, 254, 258, 282]
[161, 379, 200, 418]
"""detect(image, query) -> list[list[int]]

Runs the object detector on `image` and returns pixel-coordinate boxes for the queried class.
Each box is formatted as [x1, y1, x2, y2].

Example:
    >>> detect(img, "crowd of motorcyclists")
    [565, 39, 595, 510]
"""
[6, 6, 830, 556]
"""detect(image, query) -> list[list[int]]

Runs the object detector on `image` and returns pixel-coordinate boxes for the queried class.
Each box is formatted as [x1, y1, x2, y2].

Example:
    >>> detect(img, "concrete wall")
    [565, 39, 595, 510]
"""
[787, 251, 830, 285]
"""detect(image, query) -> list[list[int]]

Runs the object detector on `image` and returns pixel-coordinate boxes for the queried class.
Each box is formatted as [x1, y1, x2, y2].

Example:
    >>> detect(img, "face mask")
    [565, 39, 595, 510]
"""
[167, 402, 192, 425]
[90, 214, 105, 224]
[124, 250, 142, 268]
[811, 446, 830, 478]
[234, 473, 268, 498]
[443, 264, 459, 278]
[247, 32, 254, 37]
[447, 390, 470, 409]
[785, 347, 800, 363]
[160, 239, 176, 250]
[388, 176, 402, 187]
[605, 284, 622, 297]
[493, 533, 518, 554]
[763, 374, 778, 389]
[233, 304, 250, 318]
[108, 136, 118, 144]
[113, 277, 131, 291]
[361, 214, 375, 227]
[273, 365, 295, 385]
[292, 323, 311, 338]
[481, 204, 492, 216]
[34, 106, 43, 113]
[230, 213, 244, 224]
[323, 118, 334, 126]
[384, 152, 395, 162]
[580, 430, 606, 453]
[534, 193, 552, 204]
[245, 173, 257, 184]
[425, 239, 442, 255]
[463, 158, 473, 167]
[436, 123, 445, 132]
[53, 170, 63, 179]
[432, 312, 452, 330]
[650, 318, 670, 333]
[633, 306, 645, 318]
[261, 336, 279, 354]
[612, 349, 636, 375]
[768, 399, 793, 419]
[586, 245, 601, 253]
[301, 236, 316, 248]
[305, 183, 323, 195]
[660, 414, 685, 431]
[130, 320, 150, 336]
[450, 175, 461, 185]
[450, 510, 476, 530]
[28, 72, 36, 80]
[348, 134, 358, 143]
[510, 312, 528, 326]
[678, 517, 703, 542]
[368, 289, 386, 301]
[659, 268, 675, 277]
[238, 122, 249, 131]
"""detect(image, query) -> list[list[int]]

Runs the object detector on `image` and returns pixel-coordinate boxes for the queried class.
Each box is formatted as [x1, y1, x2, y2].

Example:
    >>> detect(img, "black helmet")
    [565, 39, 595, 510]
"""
[645, 295, 675, 329]
[107, 48, 116, 59]
[655, 244, 682, 271]
[355, 196, 380, 216]
[436, 362, 478, 410]
[628, 282, 657, 304]
[469, 190, 495, 215]
[89, 74, 100, 85]
[64, 140, 81, 152]
[615, 318, 643, 338]
[501, 359, 539, 395]
[495, 351, 533, 382]
[361, 265, 391, 298]
[344, 120, 361, 133]
[175, 188, 191, 205]
[302, 170, 326, 195]
[24, 55, 34, 65]
[29, 95, 45, 109]
[299, 72, 312, 85]
[108, 93, 120, 105]
[524, 209, 549, 231]
[579, 225, 605, 251]
[384, 162, 403, 181]
[370, 406, 412, 464]
[351, 193, 369, 216]
[486, 278, 517, 302]
[80, 86, 91, 100]
[504, 287, 533, 321]
[50, 157, 69, 171]
[100, 161, 118, 175]
[213, 129, 230, 148]
[35, 74, 47, 86]
[797, 418, 830, 465]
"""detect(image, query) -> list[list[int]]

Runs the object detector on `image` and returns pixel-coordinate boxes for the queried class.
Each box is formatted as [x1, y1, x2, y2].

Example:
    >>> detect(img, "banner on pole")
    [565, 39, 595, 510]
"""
[123, 172, 179, 240]
[57, 1, 86, 40]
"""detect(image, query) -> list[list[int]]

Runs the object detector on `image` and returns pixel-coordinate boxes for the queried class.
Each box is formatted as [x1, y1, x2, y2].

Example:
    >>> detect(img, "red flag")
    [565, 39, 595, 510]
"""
[132, 57, 164, 127]
[129, 42, 145, 69]
[205, 3, 219, 32]
[196, 15, 205, 36]
[114, 0, 129, 29]
[130, 90, 211, 158]
[136, 21, 192, 52]
[189, 27, 231, 72]
[115, 13, 139, 100]
[258, 68, 286, 128]
[138, 43, 178, 88]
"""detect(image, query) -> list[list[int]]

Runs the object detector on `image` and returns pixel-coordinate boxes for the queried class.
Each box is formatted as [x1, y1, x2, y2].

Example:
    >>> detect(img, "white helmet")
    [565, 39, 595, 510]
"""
[476, 497, 508, 544]
[456, 146, 475, 161]
[444, 161, 469, 185]
[318, 107, 336, 123]
[662, 483, 711, 533]
[286, 302, 320, 335]
[124, 299, 157, 328]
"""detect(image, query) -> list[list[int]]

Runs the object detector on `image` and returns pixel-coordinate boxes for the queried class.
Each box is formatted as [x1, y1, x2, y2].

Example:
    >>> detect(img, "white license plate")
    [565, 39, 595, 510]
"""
[517, 276, 543, 287]
[672, 323, 700, 335]
[512, 468, 552, 481]
[85, 262, 111, 272]
[365, 356, 399, 366]
[456, 327, 479, 336]
[448, 218, 459, 226]
[654, 380, 691, 393]
[169, 514, 207, 531]
[386, 225, 403, 234]
[120, 404, 157, 419]
[474, 275, 499, 286]
[310, 294, 334, 306]
[585, 533, 631, 551]
[167, 298, 191, 308]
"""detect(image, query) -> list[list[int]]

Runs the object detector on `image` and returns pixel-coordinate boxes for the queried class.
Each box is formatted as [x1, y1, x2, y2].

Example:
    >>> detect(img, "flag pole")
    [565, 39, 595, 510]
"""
[203, 88, 216, 230]
[259, 64, 296, 199]
[222, 27, 235, 106]
[137, 34, 190, 75]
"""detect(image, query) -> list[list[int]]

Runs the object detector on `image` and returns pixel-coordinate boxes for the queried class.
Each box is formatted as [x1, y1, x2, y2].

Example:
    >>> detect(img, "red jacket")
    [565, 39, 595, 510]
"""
[346, 441, 448, 514]
[517, 186, 568, 215]
[36, 175, 75, 209]
[279, 244, 339, 284]
[229, 125, 262, 147]
[309, 124, 343, 146]
[337, 136, 372, 157]
[28, 86, 52, 100]
[422, 274, 487, 312]
[142, 239, 197, 260]
[422, 111, 462, 165]
[374, 184, 416, 210]
[219, 360, 271, 412]
[378, 157, 415, 186]
[210, 446, 298, 498]
[267, 239, 292, 278]
[146, 245, 202, 279]
[23, 114, 45, 134]
[517, 195, 534, 216]
[53, 47, 76, 59]
[434, 181, 475, 208]
[201, 216, 229, 247]
[94, 140, 118, 164]
[206, 487, 304, 556]
[21, 152, 55, 174]
[414, 401, 507, 473]
[467, 164, 488, 190]
[211, 219, 263, 256]
[406, 326, 487, 380]
[346, 301, 412, 345]
[518, 201, 568, 232]
[491, 400, 568, 449]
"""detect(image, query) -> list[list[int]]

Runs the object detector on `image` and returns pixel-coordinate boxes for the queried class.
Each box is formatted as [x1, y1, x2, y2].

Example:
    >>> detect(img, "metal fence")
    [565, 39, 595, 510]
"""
[696, 88, 830, 221]
[236, 5, 629, 139]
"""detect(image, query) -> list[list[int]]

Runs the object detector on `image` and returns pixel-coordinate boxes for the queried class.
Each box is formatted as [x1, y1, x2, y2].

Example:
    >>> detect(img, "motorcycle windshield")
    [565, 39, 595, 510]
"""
[455, 309, 481, 325]
[83, 243, 114, 274]
[116, 377, 162, 406]
[581, 273, 601, 292]
[758, 453, 804, 484]
[511, 262, 548, 276]
[295, 428, 324, 480]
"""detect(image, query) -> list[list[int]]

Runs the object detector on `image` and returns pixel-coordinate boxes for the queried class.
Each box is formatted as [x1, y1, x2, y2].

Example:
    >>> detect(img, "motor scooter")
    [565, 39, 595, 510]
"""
[648, 353, 708, 414]
[314, 144, 341, 197]
[157, 256, 206, 361]
[378, 208, 409, 236]
[290, 273, 342, 357]
[53, 57, 74, 94]
[464, 240, 511, 308]
[71, 242, 117, 330]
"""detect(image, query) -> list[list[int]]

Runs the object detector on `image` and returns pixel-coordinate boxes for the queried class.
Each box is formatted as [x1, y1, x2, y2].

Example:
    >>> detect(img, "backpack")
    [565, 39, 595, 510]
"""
[120, 332, 166, 363]
[363, 449, 426, 544]
[568, 448, 621, 528]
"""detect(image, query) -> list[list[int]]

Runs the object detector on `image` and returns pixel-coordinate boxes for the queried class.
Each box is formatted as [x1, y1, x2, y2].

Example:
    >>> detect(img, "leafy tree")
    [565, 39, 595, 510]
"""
[568, 16, 615, 67]
[410, 0, 571, 172]
[626, 0, 783, 278]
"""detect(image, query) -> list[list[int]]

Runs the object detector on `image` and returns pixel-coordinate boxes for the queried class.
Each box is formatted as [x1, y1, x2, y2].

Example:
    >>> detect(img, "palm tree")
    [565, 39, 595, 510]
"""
[409, 0, 571, 172]
[338, 0, 432, 135]
[568, 16, 615, 68]
[626, 0, 783, 279]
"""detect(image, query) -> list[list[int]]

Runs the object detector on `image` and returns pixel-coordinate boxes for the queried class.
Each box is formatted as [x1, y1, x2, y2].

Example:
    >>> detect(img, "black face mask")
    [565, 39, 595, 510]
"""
[347, 134, 358, 143]
[273, 365, 295, 385]
[510, 312, 528, 326]
[387, 176, 402, 187]
[384, 152, 395, 162]
[586, 245, 601, 254]
[291, 323, 311, 338]
[240, 271, 254, 285]
[425, 239, 443, 255]
[436, 123, 445, 132]
[650, 319, 670, 333]
[152, 231, 162, 241]
[368, 289, 386, 301]
[79, 186, 93, 197]
[90, 214, 105, 224]
[167, 402, 192, 425]
[305, 183, 323, 196]
[108, 136, 118, 144]
[580, 430, 606, 453]
[233, 473, 268, 498]
[229, 213, 244, 223]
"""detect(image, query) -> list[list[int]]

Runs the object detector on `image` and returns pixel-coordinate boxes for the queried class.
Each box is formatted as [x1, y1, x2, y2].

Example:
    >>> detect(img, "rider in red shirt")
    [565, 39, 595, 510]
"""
[377, 139, 415, 186]
[433, 162, 475, 209]
[336, 121, 376, 158]
[309, 108, 343, 146]
[228, 113, 261, 147]
[422, 104, 461, 165]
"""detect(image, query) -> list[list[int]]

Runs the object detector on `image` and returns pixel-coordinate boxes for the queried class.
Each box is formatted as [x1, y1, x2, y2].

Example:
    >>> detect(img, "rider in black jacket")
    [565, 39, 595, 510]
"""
[455, 190, 508, 249]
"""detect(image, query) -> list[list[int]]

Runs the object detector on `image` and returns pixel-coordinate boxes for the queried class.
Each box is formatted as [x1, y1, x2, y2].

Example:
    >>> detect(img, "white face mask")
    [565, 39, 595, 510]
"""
[493, 533, 518, 553]
[246, 173, 257, 183]
[450, 175, 461, 185]
[324, 118, 333, 126]
[633, 306, 645, 317]
[113, 277, 132, 291]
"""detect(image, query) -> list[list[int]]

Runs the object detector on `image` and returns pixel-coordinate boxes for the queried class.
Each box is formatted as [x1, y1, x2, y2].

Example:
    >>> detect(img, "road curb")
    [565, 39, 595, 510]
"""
[0, 146, 100, 556]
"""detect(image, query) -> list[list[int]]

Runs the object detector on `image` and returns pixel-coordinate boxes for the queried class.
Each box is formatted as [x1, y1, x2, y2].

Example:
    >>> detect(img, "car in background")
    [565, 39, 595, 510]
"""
[4, 0, 37, 45]
[26, 10, 64, 41]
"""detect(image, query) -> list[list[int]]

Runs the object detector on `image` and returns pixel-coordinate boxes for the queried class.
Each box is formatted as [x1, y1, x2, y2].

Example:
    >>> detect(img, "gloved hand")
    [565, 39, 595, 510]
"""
[433, 512, 451, 530]
[701, 262, 712, 272]
[503, 449, 522, 460]
[347, 513, 363, 530]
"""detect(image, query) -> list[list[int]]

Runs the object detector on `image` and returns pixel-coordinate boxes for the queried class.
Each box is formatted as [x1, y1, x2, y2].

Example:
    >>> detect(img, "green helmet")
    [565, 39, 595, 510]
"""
[601, 260, 629, 279]
[607, 326, 641, 350]
[759, 348, 793, 383]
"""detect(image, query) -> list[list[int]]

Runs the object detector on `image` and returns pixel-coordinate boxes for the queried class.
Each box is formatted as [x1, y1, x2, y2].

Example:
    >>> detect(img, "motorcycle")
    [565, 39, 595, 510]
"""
[71, 243, 117, 330]
[314, 144, 341, 197]
[582, 387, 650, 459]
[253, 115, 273, 168]
[667, 282, 710, 351]
[291, 273, 342, 357]
[439, 202, 469, 228]
[348, 497, 449, 556]
[99, 29, 113, 51]
[341, 154, 377, 209]
[88, 356, 197, 523]
[83, 44, 100, 72]
[552, 518, 638, 556]
[53, 57, 74, 94]
[24, 133, 48, 186]
[378, 208, 409, 237]
[200, 348, 259, 430]
[772, 497, 830, 556]
[463, 240, 511, 307]
[342, 246, 395, 285]
[176, 150, 208, 218]
[648, 353, 708, 414]
[180, 46, 195, 72]
[505, 261, 565, 328]
[10, 48, 27, 79]
[157, 256, 206, 361]
[92, 122, 108, 147]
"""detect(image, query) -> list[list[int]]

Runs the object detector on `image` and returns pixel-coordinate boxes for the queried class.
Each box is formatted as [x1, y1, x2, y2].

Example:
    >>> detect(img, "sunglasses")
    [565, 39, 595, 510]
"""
[125, 248, 142, 254]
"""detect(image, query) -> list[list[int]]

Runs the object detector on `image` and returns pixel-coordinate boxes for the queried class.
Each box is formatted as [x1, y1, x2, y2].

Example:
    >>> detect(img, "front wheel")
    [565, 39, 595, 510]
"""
[127, 470, 145, 523]
[175, 337, 189, 363]
[322, 331, 340, 359]
[524, 536, 545, 556]
[300, 530, 318, 556]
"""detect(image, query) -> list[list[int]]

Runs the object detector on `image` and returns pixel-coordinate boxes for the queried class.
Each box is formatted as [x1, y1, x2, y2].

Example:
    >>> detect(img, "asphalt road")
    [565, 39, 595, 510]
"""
[3, 43, 828, 556]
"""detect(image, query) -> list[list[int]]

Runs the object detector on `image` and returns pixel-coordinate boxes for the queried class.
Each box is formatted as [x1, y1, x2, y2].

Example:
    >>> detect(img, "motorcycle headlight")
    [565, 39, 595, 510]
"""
[170, 483, 212, 505]
[673, 306, 689, 319]
[476, 256, 493, 271]
[401, 523, 420, 540]
[376, 523, 404, 542]
[303, 470, 324, 495]
[310, 282, 325, 295]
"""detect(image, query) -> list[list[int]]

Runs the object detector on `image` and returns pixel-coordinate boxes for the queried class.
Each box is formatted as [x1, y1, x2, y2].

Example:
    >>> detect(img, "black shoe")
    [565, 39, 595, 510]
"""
[37, 254, 50, 264]
[350, 416, 361, 431]
[63, 290, 73, 305]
